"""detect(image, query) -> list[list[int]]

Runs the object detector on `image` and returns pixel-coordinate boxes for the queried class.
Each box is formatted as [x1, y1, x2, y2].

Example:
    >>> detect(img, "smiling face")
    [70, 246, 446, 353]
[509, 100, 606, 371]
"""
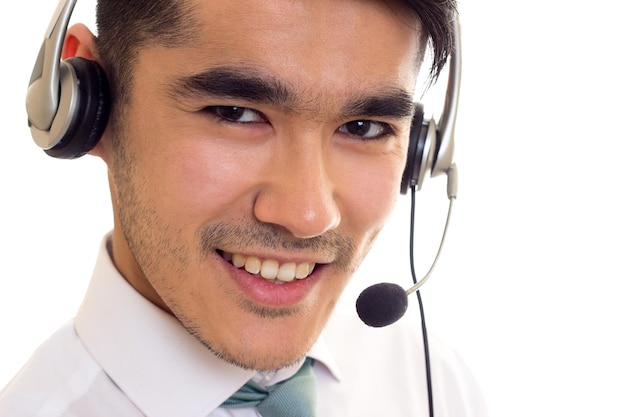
[101, 0, 424, 371]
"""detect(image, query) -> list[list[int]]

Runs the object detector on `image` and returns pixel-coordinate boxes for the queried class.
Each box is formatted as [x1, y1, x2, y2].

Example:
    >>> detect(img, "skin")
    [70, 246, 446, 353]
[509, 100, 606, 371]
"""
[64, 0, 424, 371]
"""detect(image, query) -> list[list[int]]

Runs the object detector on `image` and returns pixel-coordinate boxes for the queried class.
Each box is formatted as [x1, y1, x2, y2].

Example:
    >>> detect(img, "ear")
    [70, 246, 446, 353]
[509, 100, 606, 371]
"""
[62, 23, 96, 60]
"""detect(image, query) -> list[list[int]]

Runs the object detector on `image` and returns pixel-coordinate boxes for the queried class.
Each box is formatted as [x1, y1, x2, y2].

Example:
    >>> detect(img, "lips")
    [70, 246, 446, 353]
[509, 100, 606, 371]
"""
[221, 251, 316, 283]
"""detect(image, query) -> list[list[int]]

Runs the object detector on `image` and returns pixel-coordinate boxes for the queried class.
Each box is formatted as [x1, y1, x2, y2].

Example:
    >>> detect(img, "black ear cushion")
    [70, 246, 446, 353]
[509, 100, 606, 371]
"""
[400, 104, 425, 194]
[45, 57, 110, 159]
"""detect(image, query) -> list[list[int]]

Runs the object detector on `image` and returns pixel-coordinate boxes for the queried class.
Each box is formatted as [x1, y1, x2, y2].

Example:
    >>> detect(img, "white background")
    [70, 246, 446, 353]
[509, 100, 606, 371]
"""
[1, 1, 625, 416]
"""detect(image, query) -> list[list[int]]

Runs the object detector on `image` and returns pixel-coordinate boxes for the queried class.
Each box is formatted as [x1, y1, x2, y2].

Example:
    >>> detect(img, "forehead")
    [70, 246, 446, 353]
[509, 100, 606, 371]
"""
[139, 0, 424, 106]
[215, 3, 415, 67]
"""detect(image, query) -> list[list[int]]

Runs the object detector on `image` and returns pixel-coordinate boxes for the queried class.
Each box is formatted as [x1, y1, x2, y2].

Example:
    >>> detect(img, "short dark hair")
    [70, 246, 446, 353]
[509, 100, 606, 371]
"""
[95, 0, 457, 118]
[95, 0, 198, 110]
[405, 0, 458, 80]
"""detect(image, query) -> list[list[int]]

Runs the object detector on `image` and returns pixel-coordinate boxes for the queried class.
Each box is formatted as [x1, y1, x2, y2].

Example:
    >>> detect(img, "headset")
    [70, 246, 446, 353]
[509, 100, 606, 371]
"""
[26, 0, 108, 159]
[26, 0, 461, 196]
[402, 20, 461, 196]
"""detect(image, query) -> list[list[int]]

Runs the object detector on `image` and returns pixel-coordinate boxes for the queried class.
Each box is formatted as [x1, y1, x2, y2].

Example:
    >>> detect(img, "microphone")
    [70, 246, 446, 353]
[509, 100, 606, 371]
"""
[356, 164, 457, 327]
[356, 282, 410, 327]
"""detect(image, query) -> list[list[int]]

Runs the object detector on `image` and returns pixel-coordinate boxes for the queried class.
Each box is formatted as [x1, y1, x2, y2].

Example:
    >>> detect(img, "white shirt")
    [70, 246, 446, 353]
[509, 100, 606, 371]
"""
[0, 235, 487, 416]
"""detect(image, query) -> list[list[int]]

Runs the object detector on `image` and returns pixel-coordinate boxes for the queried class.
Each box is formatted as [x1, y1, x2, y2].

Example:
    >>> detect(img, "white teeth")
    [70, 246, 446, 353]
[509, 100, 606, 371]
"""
[223, 252, 316, 282]
[244, 256, 261, 275]
[277, 263, 296, 282]
[295, 263, 310, 279]
[232, 253, 246, 268]
[260, 259, 279, 279]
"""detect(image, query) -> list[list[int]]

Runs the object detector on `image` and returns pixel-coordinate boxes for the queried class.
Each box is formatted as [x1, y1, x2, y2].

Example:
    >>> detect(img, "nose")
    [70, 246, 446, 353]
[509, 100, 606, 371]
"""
[253, 135, 341, 239]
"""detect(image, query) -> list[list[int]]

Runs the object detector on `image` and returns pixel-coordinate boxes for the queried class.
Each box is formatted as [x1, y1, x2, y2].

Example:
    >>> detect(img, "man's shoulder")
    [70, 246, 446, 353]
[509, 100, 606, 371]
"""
[0, 322, 91, 415]
[320, 309, 488, 416]
[0, 321, 142, 417]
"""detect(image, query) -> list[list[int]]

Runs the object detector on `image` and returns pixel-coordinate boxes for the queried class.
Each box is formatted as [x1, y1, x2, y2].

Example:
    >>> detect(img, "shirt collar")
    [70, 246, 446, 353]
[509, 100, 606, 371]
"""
[75, 234, 341, 417]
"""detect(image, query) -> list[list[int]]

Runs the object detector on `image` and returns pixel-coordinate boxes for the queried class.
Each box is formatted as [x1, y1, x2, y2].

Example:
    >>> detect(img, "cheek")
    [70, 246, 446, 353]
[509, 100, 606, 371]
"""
[354, 174, 400, 231]
[159, 142, 263, 223]
[123, 86, 261, 226]
[337, 150, 406, 239]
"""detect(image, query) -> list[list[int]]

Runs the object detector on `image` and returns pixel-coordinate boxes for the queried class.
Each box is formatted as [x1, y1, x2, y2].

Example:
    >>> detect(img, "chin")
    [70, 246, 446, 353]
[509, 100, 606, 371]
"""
[238, 351, 306, 372]
[210, 336, 312, 372]
[176, 306, 321, 372]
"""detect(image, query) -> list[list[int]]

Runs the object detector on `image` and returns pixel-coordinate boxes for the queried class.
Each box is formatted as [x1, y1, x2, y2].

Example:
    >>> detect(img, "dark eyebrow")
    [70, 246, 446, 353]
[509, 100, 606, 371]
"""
[169, 67, 296, 107]
[169, 66, 415, 119]
[340, 89, 416, 120]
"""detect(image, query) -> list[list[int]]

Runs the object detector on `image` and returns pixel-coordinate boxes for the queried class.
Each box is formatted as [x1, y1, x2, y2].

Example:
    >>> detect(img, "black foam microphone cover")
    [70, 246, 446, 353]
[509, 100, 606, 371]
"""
[356, 282, 409, 327]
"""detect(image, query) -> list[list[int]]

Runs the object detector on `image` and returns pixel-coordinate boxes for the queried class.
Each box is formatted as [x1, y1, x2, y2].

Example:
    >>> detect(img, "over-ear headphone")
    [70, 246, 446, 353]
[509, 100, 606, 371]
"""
[26, 0, 108, 159]
[401, 18, 461, 194]
[27, 0, 460, 185]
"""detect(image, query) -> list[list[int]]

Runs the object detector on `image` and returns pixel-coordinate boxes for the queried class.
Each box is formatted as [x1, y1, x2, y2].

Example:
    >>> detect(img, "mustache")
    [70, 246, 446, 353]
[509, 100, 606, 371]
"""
[198, 221, 356, 270]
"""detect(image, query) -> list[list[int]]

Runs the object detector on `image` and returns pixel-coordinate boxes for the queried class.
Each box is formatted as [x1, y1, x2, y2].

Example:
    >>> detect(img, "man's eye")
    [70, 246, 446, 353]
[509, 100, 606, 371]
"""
[206, 106, 266, 123]
[338, 120, 391, 139]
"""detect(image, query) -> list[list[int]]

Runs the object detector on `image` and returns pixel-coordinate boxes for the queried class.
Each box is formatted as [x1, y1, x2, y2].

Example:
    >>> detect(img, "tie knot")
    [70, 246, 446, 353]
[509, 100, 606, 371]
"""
[222, 358, 317, 417]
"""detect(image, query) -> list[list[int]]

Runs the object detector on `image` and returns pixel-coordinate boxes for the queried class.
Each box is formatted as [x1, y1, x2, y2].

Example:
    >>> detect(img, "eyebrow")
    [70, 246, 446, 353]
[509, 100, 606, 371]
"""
[170, 67, 295, 106]
[169, 66, 415, 119]
[340, 90, 415, 119]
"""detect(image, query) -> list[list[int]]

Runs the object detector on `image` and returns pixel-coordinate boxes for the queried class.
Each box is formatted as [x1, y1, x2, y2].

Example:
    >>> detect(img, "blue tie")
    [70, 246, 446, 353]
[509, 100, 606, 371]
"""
[221, 358, 316, 417]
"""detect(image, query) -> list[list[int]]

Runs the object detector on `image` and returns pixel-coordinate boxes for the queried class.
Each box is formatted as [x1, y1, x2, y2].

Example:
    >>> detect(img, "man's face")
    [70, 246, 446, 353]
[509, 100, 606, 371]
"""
[105, 0, 423, 371]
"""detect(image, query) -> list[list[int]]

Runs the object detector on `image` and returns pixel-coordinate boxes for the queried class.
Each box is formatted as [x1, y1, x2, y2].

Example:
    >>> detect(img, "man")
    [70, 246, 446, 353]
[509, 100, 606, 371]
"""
[1, 0, 486, 415]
